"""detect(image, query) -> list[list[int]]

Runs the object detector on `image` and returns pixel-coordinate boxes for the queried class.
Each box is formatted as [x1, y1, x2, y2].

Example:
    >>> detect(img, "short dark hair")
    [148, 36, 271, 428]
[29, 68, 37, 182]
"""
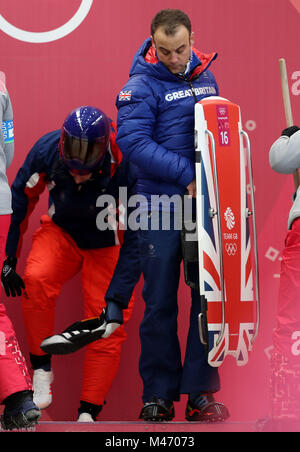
[151, 9, 192, 37]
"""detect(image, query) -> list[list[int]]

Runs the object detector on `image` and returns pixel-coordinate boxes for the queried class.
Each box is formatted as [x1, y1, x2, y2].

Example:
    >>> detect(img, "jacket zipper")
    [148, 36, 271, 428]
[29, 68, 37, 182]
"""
[187, 79, 199, 104]
[176, 68, 201, 105]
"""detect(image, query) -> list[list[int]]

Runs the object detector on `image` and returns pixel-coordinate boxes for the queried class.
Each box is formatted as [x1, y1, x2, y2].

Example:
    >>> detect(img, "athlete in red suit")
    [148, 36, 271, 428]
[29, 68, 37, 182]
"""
[1, 106, 140, 422]
[0, 73, 41, 430]
[268, 125, 300, 424]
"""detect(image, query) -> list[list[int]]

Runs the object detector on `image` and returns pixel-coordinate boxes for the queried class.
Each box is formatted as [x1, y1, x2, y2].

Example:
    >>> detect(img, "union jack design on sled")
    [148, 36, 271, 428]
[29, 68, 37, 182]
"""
[194, 96, 260, 367]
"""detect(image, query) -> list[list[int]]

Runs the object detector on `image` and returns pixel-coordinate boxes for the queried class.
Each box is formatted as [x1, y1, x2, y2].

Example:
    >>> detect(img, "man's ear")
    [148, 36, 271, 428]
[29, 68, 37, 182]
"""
[151, 35, 156, 49]
[190, 31, 195, 47]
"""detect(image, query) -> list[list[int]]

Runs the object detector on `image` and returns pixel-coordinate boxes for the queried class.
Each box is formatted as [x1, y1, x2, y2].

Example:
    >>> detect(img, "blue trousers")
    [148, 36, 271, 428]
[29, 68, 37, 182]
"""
[138, 212, 220, 402]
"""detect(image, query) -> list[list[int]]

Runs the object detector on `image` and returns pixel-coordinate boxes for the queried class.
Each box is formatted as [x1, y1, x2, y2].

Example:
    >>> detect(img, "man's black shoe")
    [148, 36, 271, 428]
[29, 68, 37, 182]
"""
[139, 397, 175, 422]
[185, 393, 229, 422]
[40, 313, 106, 355]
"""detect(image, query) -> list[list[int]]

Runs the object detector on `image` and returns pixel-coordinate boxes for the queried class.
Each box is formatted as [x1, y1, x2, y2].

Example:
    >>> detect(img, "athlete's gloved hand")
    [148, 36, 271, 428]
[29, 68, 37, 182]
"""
[102, 300, 123, 338]
[281, 125, 300, 137]
[1, 256, 25, 297]
[40, 301, 124, 355]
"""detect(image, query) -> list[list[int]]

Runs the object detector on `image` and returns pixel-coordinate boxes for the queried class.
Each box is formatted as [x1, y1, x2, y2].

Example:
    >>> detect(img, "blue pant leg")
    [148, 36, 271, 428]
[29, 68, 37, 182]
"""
[180, 288, 220, 394]
[139, 223, 182, 402]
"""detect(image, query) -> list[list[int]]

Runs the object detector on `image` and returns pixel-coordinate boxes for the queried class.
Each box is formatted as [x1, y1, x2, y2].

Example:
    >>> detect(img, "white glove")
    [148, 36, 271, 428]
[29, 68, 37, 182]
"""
[102, 322, 121, 338]
[102, 301, 124, 338]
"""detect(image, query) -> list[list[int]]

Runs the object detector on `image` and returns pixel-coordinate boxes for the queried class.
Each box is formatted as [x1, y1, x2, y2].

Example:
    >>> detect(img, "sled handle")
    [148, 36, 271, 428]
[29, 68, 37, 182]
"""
[198, 313, 207, 345]
[205, 129, 226, 346]
[241, 130, 260, 344]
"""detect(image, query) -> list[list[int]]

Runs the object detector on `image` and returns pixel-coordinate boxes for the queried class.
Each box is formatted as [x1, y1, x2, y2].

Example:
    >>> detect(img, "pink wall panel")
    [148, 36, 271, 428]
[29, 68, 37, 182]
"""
[1, 0, 300, 421]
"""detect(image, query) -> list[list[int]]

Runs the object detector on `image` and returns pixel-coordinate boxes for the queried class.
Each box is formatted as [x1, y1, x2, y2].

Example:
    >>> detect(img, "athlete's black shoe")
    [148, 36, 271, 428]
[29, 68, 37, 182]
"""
[185, 393, 229, 422]
[1, 390, 41, 431]
[139, 397, 175, 422]
[40, 313, 106, 355]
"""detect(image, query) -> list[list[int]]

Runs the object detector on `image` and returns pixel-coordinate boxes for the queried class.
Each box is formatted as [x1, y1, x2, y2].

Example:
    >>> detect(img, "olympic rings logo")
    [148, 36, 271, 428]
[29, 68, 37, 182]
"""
[225, 243, 238, 256]
[0, 0, 93, 43]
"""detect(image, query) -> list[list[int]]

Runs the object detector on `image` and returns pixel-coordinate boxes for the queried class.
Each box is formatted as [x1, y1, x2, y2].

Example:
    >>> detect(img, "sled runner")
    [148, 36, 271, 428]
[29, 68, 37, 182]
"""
[194, 96, 260, 367]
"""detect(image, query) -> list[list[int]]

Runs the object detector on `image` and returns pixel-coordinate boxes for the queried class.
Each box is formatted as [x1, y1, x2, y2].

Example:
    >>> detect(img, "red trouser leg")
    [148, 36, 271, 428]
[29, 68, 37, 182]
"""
[271, 218, 300, 419]
[0, 304, 32, 402]
[80, 246, 134, 406]
[22, 216, 135, 406]
[22, 216, 82, 355]
[0, 215, 32, 402]
[273, 218, 300, 362]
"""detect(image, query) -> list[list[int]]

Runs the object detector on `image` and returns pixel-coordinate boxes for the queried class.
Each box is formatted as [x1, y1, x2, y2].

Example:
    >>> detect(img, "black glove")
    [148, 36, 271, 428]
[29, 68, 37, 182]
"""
[281, 126, 300, 137]
[1, 257, 25, 297]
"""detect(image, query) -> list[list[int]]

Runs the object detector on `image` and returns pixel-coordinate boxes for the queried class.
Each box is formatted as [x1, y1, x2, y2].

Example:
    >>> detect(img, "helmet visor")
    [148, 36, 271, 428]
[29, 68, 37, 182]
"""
[63, 134, 107, 169]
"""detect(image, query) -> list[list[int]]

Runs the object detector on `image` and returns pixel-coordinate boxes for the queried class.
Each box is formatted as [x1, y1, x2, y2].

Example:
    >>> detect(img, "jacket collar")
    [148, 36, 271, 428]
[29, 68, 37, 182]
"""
[143, 38, 217, 80]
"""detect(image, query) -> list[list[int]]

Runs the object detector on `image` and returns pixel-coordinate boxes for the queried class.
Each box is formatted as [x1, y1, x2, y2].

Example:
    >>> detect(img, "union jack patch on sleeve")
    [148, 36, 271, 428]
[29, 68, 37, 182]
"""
[119, 90, 132, 101]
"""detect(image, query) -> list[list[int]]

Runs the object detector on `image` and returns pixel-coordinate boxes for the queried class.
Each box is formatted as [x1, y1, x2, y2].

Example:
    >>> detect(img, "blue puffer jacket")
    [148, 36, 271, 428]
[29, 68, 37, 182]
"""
[116, 38, 218, 200]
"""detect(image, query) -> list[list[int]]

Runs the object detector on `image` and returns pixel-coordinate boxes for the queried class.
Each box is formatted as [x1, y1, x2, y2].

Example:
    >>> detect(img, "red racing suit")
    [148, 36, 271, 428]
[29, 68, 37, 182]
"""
[0, 215, 32, 403]
[5, 124, 140, 406]
[0, 77, 32, 404]
[269, 132, 300, 363]
[269, 131, 300, 419]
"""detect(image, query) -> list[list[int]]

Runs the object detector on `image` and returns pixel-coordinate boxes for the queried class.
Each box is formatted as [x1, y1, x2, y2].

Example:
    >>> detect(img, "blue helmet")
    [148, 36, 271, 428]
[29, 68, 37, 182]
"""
[59, 106, 110, 175]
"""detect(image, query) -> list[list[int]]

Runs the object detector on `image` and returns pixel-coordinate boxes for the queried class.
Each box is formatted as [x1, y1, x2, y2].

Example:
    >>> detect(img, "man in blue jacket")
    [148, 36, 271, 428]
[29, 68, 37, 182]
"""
[116, 9, 229, 422]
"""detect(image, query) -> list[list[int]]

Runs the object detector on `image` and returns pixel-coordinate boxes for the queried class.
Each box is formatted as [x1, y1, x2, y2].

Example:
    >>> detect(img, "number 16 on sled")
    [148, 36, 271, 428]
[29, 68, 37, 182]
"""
[194, 96, 260, 367]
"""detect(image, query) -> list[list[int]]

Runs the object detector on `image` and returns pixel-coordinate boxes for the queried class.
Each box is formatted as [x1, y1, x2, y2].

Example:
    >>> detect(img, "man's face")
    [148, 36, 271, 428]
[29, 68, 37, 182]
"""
[152, 25, 193, 74]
